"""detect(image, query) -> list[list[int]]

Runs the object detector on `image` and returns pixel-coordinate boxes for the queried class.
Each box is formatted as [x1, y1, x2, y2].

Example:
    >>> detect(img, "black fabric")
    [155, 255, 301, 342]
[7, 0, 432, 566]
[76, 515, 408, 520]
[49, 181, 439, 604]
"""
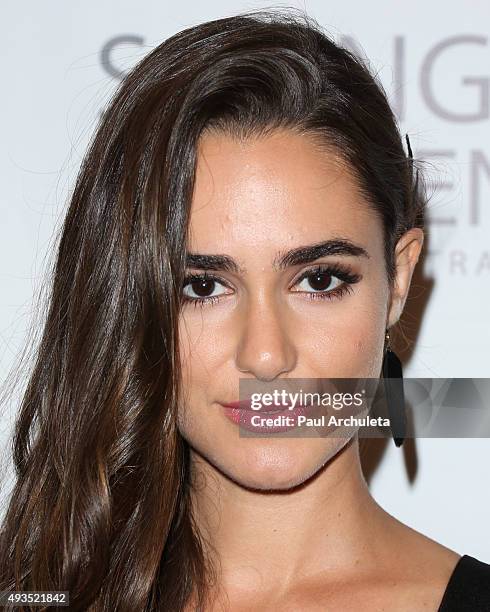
[437, 554, 490, 611]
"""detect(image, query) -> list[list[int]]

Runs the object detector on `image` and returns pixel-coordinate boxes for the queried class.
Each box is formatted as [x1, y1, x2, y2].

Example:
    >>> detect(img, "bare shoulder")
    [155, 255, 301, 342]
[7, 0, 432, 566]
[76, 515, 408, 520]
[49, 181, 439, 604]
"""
[386, 511, 461, 572]
[376, 511, 462, 609]
[280, 521, 462, 612]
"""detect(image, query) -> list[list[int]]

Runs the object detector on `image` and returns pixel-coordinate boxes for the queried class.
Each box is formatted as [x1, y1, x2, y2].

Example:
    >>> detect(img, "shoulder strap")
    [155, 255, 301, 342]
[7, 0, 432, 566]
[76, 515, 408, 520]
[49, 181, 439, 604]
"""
[438, 555, 490, 611]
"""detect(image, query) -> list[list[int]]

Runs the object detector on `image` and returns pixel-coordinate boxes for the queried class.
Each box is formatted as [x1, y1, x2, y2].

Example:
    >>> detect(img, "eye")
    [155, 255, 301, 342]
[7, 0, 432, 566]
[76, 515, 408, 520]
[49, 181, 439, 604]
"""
[182, 273, 231, 305]
[294, 269, 343, 293]
[290, 264, 361, 301]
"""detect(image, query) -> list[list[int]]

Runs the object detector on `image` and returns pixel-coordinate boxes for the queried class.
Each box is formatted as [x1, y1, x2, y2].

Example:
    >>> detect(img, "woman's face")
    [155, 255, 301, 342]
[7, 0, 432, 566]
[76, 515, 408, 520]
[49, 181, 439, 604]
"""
[177, 128, 420, 490]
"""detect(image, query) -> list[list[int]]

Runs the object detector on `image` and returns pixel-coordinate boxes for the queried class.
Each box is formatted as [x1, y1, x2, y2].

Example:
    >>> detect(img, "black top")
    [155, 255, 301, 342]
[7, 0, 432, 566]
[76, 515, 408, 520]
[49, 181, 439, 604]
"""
[437, 555, 490, 611]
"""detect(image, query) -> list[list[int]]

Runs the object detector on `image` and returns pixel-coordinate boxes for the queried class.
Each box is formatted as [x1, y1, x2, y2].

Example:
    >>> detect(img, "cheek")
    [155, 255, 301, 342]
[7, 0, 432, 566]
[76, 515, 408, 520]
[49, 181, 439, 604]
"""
[338, 310, 385, 376]
[178, 313, 231, 413]
[179, 314, 226, 379]
[344, 285, 388, 376]
[292, 292, 387, 378]
[346, 329, 384, 378]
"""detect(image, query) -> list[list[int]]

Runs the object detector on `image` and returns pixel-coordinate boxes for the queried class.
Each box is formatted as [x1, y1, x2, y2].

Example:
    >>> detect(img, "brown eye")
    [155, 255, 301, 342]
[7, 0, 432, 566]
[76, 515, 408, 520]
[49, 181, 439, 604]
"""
[185, 278, 216, 298]
[295, 270, 342, 294]
[182, 274, 229, 301]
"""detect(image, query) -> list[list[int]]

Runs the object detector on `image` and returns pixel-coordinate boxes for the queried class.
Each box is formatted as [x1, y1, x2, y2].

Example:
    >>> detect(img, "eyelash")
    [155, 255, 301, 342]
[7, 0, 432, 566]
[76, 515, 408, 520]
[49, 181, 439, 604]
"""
[182, 264, 362, 309]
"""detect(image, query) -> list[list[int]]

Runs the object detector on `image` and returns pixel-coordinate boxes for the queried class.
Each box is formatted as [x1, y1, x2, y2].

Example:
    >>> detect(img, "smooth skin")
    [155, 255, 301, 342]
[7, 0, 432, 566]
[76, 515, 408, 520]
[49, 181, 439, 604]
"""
[178, 129, 460, 611]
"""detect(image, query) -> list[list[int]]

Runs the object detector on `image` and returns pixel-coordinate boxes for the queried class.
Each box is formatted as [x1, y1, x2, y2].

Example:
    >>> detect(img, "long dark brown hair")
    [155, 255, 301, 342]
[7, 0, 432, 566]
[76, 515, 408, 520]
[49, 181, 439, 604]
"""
[0, 8, 426, 610]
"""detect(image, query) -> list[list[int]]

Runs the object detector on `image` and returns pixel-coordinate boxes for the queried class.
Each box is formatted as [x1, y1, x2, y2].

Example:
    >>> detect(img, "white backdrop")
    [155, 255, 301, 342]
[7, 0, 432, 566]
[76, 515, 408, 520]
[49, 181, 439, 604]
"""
[1, 1, 489, 560]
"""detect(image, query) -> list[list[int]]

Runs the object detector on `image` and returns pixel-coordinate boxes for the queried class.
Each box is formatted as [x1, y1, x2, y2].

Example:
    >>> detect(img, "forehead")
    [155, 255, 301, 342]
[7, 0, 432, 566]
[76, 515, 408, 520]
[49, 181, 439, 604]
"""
[188, 129, 381, 254]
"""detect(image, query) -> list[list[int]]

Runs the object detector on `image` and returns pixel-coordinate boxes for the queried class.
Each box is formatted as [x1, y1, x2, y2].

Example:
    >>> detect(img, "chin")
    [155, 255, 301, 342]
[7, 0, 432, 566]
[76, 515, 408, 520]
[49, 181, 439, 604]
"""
[191, 436, 350, 492]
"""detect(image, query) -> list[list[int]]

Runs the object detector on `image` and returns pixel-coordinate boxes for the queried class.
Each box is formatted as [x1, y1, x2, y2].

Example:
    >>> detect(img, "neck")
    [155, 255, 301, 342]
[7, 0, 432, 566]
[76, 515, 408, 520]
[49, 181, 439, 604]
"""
[188, 437, 388, 593]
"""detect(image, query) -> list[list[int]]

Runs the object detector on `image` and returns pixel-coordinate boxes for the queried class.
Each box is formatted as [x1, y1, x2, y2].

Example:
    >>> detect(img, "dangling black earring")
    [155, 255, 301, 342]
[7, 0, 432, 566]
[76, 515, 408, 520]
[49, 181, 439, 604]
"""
[382, 329, 406, 447]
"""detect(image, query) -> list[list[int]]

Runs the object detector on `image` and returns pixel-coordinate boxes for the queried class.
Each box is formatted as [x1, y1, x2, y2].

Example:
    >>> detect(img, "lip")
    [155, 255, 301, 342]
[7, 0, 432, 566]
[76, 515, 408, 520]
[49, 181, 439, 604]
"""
[220, 400, 316, 433]
[221, 398, 301, 412]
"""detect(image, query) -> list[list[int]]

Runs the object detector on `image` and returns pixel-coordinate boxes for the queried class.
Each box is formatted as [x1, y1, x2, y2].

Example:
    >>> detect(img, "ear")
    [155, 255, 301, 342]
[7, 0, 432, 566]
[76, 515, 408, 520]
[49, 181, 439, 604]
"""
[387, 228, 425, 328]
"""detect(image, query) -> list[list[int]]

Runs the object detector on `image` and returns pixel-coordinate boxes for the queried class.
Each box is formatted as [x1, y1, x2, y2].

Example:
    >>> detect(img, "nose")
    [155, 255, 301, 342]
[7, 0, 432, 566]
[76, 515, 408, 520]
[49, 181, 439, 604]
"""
[234, 295, 297, 382]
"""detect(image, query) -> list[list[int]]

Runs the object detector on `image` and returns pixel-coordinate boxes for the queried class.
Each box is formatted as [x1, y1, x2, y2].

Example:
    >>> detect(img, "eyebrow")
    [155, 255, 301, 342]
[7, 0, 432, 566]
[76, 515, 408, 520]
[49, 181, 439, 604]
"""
[185, 238, 370, 274]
